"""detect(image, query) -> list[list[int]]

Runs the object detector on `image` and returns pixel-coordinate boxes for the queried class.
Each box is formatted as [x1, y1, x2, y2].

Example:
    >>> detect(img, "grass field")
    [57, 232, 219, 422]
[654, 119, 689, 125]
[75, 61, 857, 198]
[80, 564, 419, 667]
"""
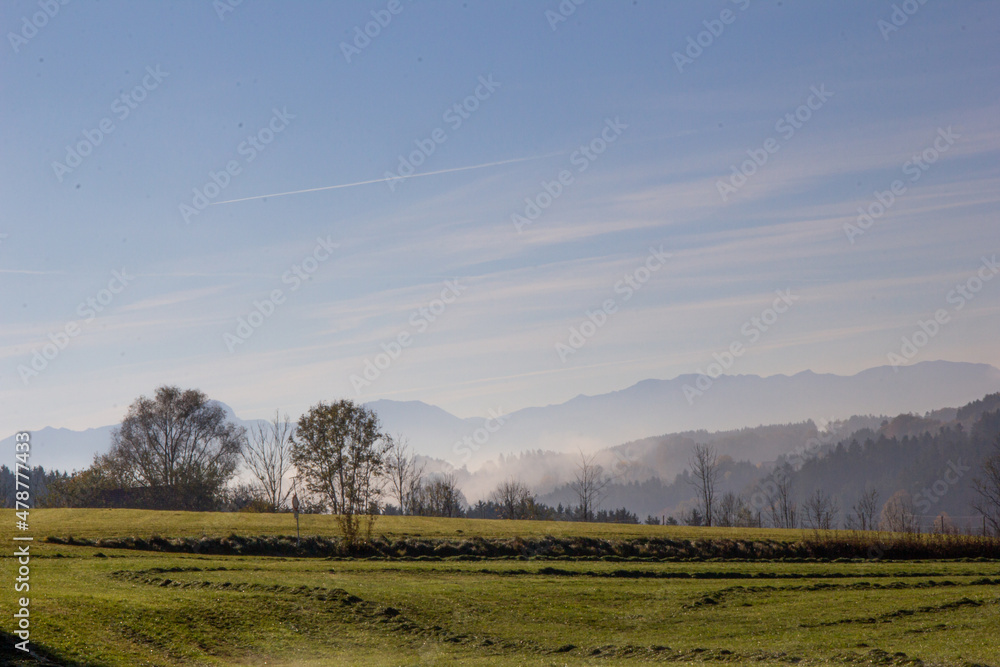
[2, 510, 998, 666]
[3, 508, 804, 542]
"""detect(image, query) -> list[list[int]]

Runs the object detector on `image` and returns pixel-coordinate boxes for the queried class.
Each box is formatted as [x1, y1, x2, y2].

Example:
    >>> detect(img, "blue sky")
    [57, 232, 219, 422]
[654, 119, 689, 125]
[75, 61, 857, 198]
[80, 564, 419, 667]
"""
[2, 0, 999, 436]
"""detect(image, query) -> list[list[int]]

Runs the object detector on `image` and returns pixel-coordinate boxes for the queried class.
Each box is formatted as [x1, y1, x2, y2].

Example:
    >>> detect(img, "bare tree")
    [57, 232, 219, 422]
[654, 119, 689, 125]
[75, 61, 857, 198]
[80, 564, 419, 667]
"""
[762, 464, 797, 529]
[803, 489, 838, 530]
[241, 411, 295, 512]
[880, 490, 918, 533]
[972, 435, 1000, 536]
[570, 451, 610, 522]
[490, 478, 535, 520]
[411, 473, 465, 517]
[688, 444, 720, 526]
[714, 491, 738, 527]
[714, 491, 756, 527]
[384, 434, 423, 515]
[846, 487, 880, 532]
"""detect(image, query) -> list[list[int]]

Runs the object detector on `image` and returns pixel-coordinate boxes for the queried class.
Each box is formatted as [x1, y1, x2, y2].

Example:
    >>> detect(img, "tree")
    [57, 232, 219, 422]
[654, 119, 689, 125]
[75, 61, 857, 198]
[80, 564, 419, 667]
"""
[762, 464, 797, 529]
[384, 434, 423, 515]
[846, 487, 880, 532]
[241, 411, 295, 512]
[219, 482, 272, 512]
[972, 435, 1000, 536]
[291, 400, 389, 549]
[932, 511, 958, 535]
[105, 386, 245, 509]
[570, 451, 609, 522]
[42, 463, 116, 508]
[682, 508, 704, 526]
[714, 491, 756, 527]
[490, 478, 535, 520]
[803, 489, 838, 530]
[880, 490, 917, 533]
[411, 473, 465, 517]
[688, 444, 720, 526]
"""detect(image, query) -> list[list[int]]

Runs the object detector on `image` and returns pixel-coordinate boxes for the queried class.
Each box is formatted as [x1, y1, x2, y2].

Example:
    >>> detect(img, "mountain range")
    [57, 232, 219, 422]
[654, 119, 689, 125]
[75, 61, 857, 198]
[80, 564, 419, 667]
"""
[4, 361, 1000, 475]
[372, 360, 1000, 465]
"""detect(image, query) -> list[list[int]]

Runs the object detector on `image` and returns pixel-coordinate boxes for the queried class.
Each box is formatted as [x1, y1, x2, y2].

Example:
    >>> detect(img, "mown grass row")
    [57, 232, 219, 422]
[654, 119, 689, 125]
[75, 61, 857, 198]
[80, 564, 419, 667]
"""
[44, 530, 1000, 560]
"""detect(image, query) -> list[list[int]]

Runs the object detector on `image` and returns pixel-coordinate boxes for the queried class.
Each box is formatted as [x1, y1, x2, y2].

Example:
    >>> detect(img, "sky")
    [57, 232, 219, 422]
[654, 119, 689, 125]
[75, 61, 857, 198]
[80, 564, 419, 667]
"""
[2, 0, 999, 438]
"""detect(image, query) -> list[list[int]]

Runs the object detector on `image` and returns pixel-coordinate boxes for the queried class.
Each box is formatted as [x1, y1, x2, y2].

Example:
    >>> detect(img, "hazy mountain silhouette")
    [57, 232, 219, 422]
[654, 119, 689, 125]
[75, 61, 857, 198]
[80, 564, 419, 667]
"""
[374, 361, 1000, 464]
[4, 361, 999, 473]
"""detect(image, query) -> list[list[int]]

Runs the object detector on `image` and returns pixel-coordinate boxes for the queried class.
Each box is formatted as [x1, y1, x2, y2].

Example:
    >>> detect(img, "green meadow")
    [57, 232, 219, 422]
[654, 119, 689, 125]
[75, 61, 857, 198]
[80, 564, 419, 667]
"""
[2, 510, 998, 666]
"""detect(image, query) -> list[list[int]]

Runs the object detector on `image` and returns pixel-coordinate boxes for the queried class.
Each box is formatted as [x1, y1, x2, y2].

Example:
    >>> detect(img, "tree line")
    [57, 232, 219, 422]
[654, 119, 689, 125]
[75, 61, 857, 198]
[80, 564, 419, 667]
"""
[677, 404, 1000, 536]
[19, 386, 1000, 540]
[32, 386, 642, 546]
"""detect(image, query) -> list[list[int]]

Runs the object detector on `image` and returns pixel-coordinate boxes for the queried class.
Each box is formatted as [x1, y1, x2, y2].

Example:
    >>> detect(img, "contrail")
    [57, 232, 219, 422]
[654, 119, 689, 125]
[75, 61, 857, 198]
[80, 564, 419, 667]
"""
[211, 152, 563, 206]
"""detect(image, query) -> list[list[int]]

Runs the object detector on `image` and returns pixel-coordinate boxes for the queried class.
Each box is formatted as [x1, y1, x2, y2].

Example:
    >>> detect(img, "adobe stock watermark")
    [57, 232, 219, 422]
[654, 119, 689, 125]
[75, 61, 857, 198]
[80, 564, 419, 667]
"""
[17, 269, 134, 384]
[340, 0, 409, 64]
[7, 0, 70, 54]
[878, 0, 929, 41]
[914, 459, 970, 515]
[556, 245, 671, 363]
[683, 289, 799, 405]
[545, 0, 586, 31]
[887, 254, 998, 370]
[452, 408, 509, 463]
[12, 431, 32, 654]
[213, 0, 243, 21]
[716, 84, 833, 202]
[180, 107, 295, 224]
[512, 117, 627, 233]
[844, 126, 959, 244]
[224, 236, 339, 353]
[350, 279, 466, 393]
[672, 0, 751, 73]
[384, 75, 501, 192]
[51, 65, 168, 183]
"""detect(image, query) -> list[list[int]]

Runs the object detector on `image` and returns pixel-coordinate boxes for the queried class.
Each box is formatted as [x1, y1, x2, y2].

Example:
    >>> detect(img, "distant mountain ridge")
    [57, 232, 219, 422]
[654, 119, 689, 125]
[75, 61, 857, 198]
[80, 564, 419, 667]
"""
[4, 361, 999, 473]
[374, 361, 1000, 464]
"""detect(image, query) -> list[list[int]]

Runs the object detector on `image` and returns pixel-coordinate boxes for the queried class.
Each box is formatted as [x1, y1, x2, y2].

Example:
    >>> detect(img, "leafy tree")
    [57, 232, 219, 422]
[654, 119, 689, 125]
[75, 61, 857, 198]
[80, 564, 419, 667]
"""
[291, 400, 389, 549]
[219, 483, 272, 513]
[41, 464, 114, 507]
[105, 386, 244, 509]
